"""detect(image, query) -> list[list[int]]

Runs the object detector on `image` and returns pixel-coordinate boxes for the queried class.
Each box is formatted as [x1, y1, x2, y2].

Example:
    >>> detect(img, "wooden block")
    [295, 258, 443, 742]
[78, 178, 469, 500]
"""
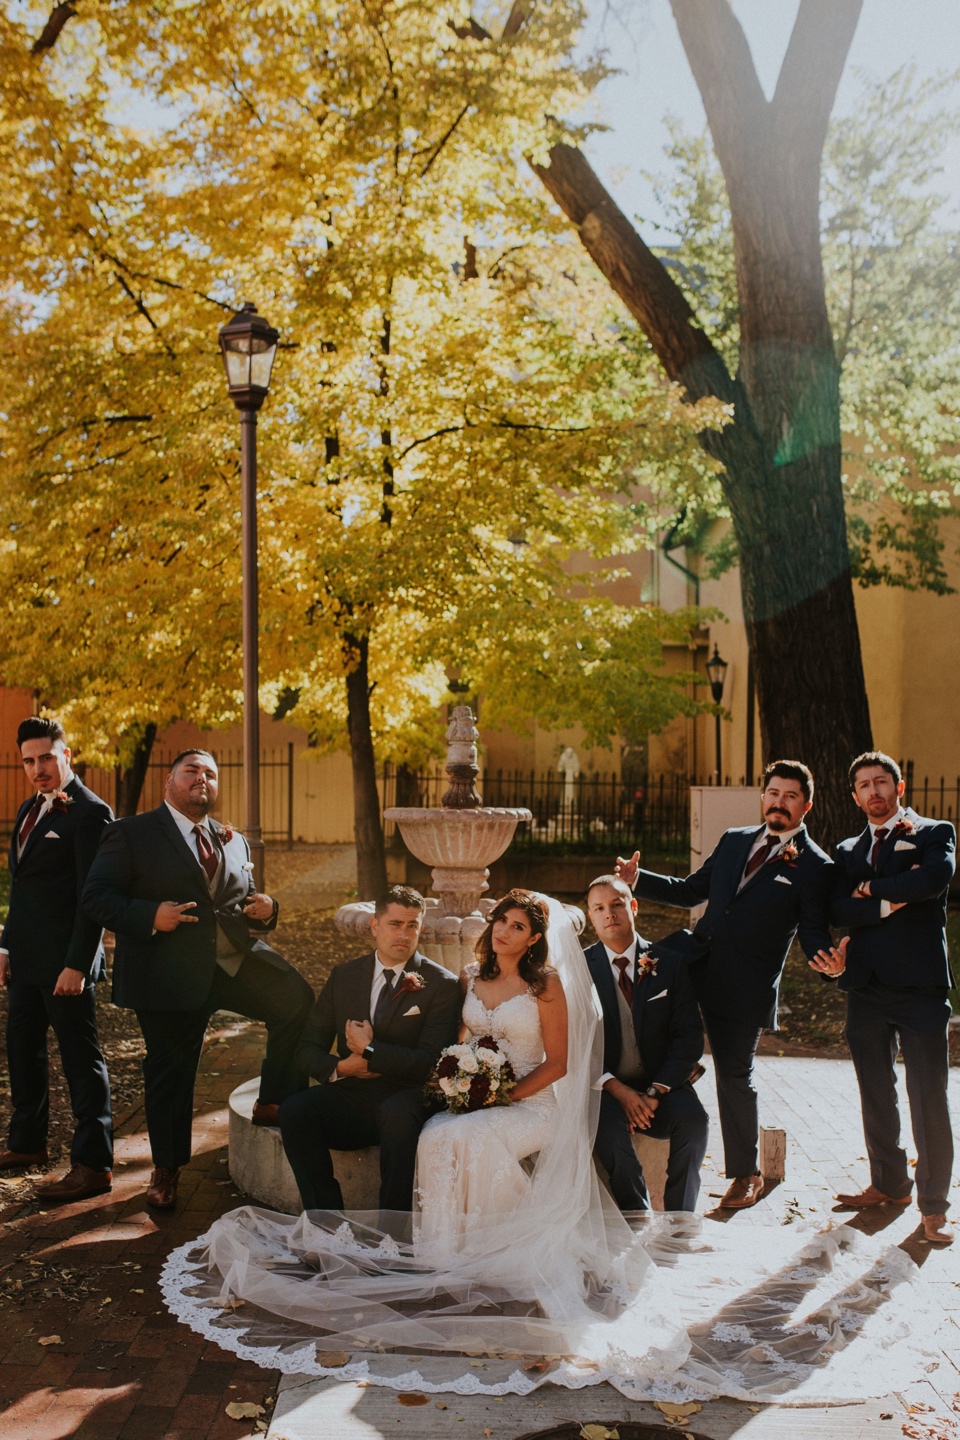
[760, 1125, 786, 1181]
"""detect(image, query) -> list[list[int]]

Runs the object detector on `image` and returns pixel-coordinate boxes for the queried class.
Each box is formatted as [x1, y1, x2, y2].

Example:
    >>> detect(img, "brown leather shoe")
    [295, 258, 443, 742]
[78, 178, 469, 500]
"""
[251, 1101, 281, 1128]
[719, 1174, 764, 1209]
[922, 1214, 954, 1246]
[835, 1184, 912, 1208]
[35, 1164, 112, 1202]
[146, 1166, 180, 1209]
[0, 1148, 47, 1170]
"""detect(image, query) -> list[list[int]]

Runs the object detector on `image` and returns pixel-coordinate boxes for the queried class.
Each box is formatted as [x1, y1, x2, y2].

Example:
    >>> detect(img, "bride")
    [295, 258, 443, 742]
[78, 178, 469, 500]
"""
[161, 891, 941, 1404]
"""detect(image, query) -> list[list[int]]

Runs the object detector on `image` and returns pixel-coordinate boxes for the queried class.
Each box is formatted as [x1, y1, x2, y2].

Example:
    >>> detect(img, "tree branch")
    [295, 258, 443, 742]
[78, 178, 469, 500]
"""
[31, 2, 76, 55]
[669, 0, 768, 175]
[772, 0, 863, 156]
[530, 143, 735, 406]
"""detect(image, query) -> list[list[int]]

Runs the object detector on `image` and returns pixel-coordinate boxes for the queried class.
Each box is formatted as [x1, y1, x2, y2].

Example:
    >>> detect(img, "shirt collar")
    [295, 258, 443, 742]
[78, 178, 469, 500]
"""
[869, 806, 905, 839]
[164, 800, 211, 840]
[603, 936, 639, 967]
[374, 952, 410, 976]
[760, 822, 803, 846]
[36, 770, 76, 808]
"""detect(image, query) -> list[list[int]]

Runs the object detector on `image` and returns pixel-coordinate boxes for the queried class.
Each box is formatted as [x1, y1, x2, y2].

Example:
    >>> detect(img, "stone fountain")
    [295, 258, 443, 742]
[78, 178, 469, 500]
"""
[336, 706, 582, 970]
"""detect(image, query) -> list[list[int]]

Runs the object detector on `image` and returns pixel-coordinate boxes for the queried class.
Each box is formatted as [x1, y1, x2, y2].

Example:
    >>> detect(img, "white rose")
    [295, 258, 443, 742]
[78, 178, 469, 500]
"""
[447, 1044, 470, 1062]
[439, 1076, 459, 1097]
[488, 1077, 499, 1092]
[475, 1047, 499, 1066]
[458, 1050, 479, 1074]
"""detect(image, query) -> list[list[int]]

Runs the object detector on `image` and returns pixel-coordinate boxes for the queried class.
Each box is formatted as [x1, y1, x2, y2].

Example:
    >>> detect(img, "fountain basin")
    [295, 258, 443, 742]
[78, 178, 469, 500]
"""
[384, 805, 531, 916]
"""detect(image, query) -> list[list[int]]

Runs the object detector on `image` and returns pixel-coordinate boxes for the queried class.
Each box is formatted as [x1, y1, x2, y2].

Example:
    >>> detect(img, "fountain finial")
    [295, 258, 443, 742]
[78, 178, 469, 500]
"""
[441, 705, 482, 809]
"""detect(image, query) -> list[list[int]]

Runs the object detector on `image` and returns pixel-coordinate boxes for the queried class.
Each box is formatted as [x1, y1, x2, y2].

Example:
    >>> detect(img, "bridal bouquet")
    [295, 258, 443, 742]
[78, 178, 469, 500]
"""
[425, 1036, 517, 1113]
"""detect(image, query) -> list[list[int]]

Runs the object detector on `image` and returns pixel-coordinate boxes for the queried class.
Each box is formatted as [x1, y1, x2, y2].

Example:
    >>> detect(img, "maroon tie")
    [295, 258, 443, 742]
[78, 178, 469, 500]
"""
[18, 794, 46, 847]
[193, 825, 219, 883]
[613, 955, 634, 1008]
[870, 826, 889, 869]
[743, 833, 779, 882]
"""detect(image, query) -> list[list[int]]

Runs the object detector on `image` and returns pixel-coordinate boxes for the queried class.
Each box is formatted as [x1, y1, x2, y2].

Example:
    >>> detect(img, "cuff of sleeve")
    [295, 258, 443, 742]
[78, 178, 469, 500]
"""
[879, 900, 892, 919]
[595, 1071, 615, 1091]
[328, 1067, 339, 1083]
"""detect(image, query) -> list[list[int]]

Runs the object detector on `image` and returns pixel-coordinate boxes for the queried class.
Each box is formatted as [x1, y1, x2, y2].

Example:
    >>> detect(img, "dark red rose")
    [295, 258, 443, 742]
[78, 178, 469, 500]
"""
[466, 1075, 491, 1112]
[436, 1054, 459, 1079]
[476, 1036, 499, 1051]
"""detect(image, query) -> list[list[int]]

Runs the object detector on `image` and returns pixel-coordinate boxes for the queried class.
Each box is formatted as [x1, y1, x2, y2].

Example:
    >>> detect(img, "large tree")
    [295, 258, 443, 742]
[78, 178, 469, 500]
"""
[528, 0, 874, 844]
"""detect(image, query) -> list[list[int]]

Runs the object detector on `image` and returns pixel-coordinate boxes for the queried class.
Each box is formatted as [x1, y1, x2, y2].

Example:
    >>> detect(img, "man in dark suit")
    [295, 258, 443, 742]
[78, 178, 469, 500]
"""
[0, 717, 113, 1201]
[82, 749, 314, 1210]
[278, 885, 461, 1212]
[584, 876, 707, 1212]
[814, 751, 955, 1246]
[617, 760, 836, 1209]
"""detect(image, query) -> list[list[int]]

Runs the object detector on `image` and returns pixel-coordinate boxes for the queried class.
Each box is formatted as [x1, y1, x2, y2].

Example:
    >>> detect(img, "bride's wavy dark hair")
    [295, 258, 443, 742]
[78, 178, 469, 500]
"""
[475, 889, 552, 996]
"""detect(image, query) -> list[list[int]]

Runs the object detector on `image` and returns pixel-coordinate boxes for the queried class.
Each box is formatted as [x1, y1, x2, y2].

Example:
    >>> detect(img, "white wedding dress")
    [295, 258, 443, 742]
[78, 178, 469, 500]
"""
[161, 899, 947, 1405]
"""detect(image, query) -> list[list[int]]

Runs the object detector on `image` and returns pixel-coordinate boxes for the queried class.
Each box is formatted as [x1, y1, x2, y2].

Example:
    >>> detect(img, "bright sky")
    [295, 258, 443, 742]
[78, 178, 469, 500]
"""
[581, 0, 960, 239]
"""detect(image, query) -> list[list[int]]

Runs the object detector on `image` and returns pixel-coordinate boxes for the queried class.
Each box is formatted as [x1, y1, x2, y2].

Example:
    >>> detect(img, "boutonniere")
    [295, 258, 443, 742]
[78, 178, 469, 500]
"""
[775, 840, 800, 865]
[892, 818, 915, 838]
[637, 953, 658, 979]
[50, 790, 74, 813]
[397, 971, 427, 996]
[214, 821, 236, 843]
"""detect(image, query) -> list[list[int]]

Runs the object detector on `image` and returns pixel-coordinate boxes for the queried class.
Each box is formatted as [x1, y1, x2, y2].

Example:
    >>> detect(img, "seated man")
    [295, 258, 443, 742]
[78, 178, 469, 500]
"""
[584, 875, 708, 1213]
[279, 885, 461, 1212]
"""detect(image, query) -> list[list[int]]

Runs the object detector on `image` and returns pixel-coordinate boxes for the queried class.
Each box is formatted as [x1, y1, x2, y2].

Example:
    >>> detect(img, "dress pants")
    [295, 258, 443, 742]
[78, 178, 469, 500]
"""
[136, 953, 313, 1169]
[845, 978, 953, 1215]
[278, 1078, 436, 1212]
[594, 1085, 708, 1212]
[701, 1009, 764, 1178]
[5, 979, 112, 1171]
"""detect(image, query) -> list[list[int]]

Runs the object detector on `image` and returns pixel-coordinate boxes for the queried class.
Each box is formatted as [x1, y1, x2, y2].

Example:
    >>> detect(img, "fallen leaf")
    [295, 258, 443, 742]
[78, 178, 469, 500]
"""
[100, 1297, 112, 1305]
[435, 1402, 447, 1409]
[225, 1402, 265, 1420]
[483, 1431, 493, 1437]
[880, 1416, 893, 1422]
[469, 1359, 485, 1367]
[580, 1427, 620, 1440]
[398, 1393, 429, 1406]
[219, 1298, 245, 1311]
[132, 1288, 144, 1294]
[38, 1335, 62, 1346]
[523, 1358, 551, 1373]
[315, 1350, 350, 1368]
[653, 1402, 701, 1422]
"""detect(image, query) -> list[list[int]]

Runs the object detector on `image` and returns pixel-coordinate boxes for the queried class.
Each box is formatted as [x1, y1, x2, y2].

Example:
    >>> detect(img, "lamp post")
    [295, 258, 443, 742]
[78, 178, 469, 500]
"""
[218, 302, 279, 890]
[706, 643, 728, 784]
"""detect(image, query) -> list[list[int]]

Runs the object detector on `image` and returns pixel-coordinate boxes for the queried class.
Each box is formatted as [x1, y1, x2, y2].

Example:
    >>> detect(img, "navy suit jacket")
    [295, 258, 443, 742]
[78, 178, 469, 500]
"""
[1, 776, 113, 986]
[831, 808, 955, 991]
[583, 938, 703, 1091]
[296, 950, 461, 1088]
[632, 825, 833, 1027]
[82, 804, 292, 1011]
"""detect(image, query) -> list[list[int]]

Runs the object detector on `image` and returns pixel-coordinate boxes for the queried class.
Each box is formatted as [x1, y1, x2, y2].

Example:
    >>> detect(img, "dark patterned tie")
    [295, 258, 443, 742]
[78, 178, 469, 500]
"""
[870, 826, 889, 870]
[373, 969, 397, 1032]
[613, 955, 634, 1008]
[743, 833, 779, 882]
[18, 794, 46, 847]
[193, 825, 219, 883]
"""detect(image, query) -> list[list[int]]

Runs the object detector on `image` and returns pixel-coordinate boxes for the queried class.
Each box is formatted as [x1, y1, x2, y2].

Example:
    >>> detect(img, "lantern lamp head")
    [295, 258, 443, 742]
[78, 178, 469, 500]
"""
[218, 302, 279, 411]
[706, 643, 728, 704]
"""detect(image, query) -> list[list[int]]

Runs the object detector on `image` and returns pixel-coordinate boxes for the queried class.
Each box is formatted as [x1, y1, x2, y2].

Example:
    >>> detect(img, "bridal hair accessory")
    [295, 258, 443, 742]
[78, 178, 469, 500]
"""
[424, 1035, 517, 1113]
[50, 790, 74, 812]
[396, 971, 427, 997]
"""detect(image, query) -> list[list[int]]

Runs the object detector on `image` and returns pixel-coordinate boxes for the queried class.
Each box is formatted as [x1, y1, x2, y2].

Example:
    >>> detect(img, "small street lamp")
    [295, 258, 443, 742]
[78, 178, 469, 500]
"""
[219, 302, 279, 890]
[706, 643, 728, 783]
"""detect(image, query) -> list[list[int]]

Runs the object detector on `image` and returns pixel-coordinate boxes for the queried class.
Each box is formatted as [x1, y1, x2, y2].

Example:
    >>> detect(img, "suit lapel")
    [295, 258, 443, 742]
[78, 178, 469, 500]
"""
[730, 826, 767, 898]
[155, 805, 210, 898]
[631, 938, 654, 1024]
[378, 954, 424, 1028]
[9, 794, 33, 873]
[588, 946, 622, 1061]
[16, 799, 62, 865]
[874, 813, 912, 874]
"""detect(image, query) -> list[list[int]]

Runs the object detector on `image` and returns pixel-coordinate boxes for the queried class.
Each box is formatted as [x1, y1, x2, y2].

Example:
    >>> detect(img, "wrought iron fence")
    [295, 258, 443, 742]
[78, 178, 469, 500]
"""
[0, 745, 295, 846]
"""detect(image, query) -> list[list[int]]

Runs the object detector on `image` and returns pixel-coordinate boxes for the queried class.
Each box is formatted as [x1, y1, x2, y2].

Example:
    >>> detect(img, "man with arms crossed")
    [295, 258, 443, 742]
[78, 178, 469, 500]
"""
[617, 761, 839, 1209]
[814, 752, 955, 1246]
[0, 717, 113, 1201]
[584, 876, 707, 1212]
[279, 886, 461, 1212]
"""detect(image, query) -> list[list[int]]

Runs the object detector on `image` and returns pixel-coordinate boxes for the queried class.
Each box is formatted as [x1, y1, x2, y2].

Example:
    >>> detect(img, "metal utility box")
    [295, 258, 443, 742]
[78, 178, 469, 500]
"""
[689, 786, 762, 919]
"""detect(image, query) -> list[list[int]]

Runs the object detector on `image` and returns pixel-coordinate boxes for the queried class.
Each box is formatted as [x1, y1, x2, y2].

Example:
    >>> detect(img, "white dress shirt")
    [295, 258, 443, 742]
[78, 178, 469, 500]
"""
[739, 821, 803, 888]
[596, 936, 668, 1092]
[165, 800, 217, 870]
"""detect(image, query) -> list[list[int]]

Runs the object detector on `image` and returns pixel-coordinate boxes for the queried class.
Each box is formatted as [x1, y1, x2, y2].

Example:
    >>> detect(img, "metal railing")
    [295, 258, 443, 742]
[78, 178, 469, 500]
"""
[0, 745, 296, 846]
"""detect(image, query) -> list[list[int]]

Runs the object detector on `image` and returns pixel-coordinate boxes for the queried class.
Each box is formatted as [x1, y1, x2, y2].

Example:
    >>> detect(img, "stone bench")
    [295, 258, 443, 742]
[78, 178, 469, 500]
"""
[228, 1077, 670, 1215]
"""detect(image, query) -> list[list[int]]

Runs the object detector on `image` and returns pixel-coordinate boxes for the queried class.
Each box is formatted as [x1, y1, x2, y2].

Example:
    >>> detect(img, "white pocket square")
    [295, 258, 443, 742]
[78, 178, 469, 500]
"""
[241, 861, 255, 871]
[403, 1005, 421, 1016]
[894, 840, 916, 851]
[774, 874, 792, 885]
[646, 991, 668, 1003]
[44, 831, 60, 839]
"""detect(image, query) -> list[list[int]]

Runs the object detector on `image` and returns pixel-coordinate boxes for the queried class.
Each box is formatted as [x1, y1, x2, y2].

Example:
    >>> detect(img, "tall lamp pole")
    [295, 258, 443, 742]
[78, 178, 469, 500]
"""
[706, 643, 728, 785]
[218, 302, 279, 891]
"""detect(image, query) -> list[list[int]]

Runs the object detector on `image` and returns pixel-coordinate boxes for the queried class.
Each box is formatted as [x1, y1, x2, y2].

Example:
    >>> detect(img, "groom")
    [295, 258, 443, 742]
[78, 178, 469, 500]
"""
[616, 760, 835, 1209]
[279, 886, 461, 1211]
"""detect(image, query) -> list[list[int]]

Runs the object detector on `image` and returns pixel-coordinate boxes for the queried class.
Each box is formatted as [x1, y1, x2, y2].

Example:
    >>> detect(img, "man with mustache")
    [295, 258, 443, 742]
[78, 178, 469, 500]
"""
[83, 750, 314, 1210]
[616, 760, 837, 1209]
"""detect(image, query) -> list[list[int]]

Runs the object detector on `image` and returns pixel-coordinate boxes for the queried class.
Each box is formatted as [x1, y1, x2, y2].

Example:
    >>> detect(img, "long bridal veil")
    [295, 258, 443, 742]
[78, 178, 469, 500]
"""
[161, 898, 946, 1405]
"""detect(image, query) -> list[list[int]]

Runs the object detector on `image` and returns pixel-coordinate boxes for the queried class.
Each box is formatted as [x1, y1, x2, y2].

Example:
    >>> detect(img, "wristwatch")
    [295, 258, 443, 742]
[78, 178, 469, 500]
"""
[364, 1044, 376, 1059]
[643, 1085, 661, 1099]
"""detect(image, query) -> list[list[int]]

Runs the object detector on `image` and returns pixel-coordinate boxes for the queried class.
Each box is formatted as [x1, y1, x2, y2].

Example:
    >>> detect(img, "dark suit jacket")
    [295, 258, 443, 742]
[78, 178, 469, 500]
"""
[82, 804, 289, 1011]
[1, 776, 113, 986]
[297, 950, 461, 1088]
[584, 938, 703, 1091]
[632, 824, 834, 1027]
[831, 808, 956, 991]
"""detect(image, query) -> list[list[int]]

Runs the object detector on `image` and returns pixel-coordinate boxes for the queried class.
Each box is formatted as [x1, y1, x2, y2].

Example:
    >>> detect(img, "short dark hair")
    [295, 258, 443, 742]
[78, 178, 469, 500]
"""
[762, 759, 814, 803]
[374, 884, 426, 917]
[17, 716, 66, 750]
[169, 749, 218, 772]
[586, 874, 634, 905]
[849, 751, 901, 787]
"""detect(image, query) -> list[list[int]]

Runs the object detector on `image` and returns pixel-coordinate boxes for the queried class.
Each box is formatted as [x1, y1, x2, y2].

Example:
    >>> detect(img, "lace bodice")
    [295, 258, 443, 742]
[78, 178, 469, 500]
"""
[461, 965, 544, 1079]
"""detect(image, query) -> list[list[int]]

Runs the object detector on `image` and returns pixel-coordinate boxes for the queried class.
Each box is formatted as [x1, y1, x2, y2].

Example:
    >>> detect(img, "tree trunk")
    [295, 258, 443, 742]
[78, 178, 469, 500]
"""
[530, 0, 871, 847]
[115, 722, 158, 817]
[344, 631, 388, 898]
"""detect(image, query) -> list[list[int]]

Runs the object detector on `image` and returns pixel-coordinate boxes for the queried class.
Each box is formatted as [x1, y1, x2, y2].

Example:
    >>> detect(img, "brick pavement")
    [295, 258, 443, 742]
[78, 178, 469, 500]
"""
[0, 1019, 277, 1440]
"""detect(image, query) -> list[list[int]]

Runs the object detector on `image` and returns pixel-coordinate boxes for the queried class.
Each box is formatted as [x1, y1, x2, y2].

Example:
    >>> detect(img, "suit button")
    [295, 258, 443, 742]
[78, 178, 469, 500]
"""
[724, 907, 730, 915]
